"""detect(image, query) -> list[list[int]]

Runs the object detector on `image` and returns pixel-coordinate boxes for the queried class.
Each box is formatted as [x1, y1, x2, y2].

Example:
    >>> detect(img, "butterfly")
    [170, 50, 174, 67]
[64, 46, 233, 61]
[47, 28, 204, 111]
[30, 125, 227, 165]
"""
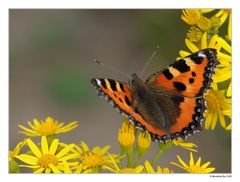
[91, 48, 219, 143]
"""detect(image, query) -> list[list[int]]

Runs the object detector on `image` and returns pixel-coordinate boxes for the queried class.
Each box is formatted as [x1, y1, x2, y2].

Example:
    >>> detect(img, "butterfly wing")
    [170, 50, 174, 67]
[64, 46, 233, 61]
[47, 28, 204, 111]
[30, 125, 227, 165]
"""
[145, 48, 219, 97]
[143, 48, 219, 141]
[91, 78, 134, 115]
[91, 78, 169, 140]
[91, 48, 219, 143]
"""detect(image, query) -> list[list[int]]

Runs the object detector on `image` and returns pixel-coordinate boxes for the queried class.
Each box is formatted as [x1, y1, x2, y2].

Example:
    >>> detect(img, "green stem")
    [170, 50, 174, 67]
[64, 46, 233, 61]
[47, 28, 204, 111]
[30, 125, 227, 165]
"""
[134, 153, 142, 167]
[46, 134, 55, 146]
[152, 142, 173, 166]
[120, 146, 124, 168]
[127, 151, 132, 167]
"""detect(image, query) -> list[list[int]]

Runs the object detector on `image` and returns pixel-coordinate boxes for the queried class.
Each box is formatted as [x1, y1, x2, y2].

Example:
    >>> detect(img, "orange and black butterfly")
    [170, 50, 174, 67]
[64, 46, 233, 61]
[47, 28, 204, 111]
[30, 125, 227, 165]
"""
[91, 48, 219, 143]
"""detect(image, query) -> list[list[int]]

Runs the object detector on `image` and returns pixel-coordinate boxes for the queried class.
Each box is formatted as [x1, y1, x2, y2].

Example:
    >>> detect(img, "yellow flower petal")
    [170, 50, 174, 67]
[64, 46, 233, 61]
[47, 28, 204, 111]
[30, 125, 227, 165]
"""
[205, 167, 216, 173]
[56, 144, 74, 158]
[58, 154, 78, 161]
[179, 50, 190, 57]
[227, 82, 232, 97]
[34, 167, 45, 173]
[185, 39, 199, 53]
[201, 161, 211, 169]
[195, 157, 201, 166]
[49, 139, 59, 154]
[41, 136, 49, 154]
[27, 121, 36, 130]
[189, 152, 194, 166]
[218, 37, 231, 53]
[80, 141, 89, 152]
[49, 163, 61, 173]
[176, 155, 188, 168]
[45, 168, 51, 173]
[208, 35, 218, 48]
[101, 145, 111, 154]
[225, 123, 232, 131]
[19, 164, 41, 169]
[27, 138, 42, 158]
[144, 160, 154, 173]
[18, 125, 36, 134]
[200, 32, 207, 49]
[218, 110, 226, 128]
[15, 154, 39, 165]
[205, 113, 212, 130]
[211, 112, 218, 130]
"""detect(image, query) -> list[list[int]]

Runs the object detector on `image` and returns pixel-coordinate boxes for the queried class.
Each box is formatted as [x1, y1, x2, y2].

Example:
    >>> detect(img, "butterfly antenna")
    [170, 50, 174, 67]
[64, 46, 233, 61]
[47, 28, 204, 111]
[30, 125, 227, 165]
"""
[139, 46, 159, 78]
[94, 59, 131, 79]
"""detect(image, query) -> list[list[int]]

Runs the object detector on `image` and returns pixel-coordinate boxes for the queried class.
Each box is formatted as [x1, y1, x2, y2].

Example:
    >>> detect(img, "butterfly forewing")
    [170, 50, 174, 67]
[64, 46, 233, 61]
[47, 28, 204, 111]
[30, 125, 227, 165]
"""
[145, 48, 219, 97]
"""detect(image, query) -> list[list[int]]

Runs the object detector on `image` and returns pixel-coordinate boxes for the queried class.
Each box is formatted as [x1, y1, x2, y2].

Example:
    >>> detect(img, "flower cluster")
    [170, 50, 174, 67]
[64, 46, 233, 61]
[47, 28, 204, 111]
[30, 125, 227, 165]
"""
[9, 115, 215, 173]
[180, 9, 231, 131]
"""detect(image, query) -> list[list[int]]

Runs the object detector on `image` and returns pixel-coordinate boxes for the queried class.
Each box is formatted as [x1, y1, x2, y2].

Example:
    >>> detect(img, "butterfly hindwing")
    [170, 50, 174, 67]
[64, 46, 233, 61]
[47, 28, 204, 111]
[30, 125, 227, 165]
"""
[146, 48, 219, 97]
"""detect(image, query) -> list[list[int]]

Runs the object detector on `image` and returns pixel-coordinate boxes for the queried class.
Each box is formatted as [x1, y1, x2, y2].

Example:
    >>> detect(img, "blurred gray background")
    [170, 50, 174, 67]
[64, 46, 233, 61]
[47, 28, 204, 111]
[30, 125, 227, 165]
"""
[9, 9, 231, 173]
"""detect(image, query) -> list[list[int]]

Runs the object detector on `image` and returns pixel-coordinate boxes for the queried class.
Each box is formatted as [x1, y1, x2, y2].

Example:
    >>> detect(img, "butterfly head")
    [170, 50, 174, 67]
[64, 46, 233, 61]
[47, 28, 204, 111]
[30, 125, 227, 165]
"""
[130, 73, 144, 88]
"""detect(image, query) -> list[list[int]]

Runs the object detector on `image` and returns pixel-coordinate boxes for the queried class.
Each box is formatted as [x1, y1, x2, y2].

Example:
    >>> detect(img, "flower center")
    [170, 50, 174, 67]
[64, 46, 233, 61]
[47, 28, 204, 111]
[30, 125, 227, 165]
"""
[205, 91, 220, 112]
[38, 154, 58, 168]
[36, 122, 59, 135]
[187, 166, 207, 174]
[81, 152, 105, 168]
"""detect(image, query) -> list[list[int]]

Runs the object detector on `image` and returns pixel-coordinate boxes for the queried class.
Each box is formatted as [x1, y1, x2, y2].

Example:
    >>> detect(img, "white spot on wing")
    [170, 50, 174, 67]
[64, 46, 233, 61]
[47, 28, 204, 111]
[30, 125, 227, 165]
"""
[198, 51, 206, 58]
[96, 79, 101, 86]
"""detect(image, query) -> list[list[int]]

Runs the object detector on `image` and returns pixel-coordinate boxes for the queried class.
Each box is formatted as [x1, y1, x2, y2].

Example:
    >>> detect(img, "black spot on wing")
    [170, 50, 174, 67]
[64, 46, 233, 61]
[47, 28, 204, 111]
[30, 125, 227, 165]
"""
[162, 69, 174, 80]
[189, 78, 194, 84]
[172, 59, 191, 73]
[119, 82, 125, 92]
[124, 96, 131, 106]
[192, 71, 196, 77]
[108, 79, 117, 91]
[190, 54, 204, 64]
[173, 82, 187, 91]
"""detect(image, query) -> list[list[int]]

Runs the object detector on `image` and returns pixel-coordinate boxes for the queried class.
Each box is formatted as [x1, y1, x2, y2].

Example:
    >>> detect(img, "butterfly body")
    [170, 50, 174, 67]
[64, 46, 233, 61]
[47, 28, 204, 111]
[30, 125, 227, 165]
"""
[131, 73, 178, 132]
[91, 48, 219, 143]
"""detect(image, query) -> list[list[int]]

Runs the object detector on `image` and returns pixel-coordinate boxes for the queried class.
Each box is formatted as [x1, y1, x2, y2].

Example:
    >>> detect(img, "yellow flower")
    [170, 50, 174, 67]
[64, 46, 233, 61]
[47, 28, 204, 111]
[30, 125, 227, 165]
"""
[18, 116, 78, 136]
[172, 138, 198, 152]
[179, 32, 231, 96]
[171, 152, 215, 173]
[9, 139, 27, 161]
[118, 118, 135, 151]
[9, 139, 27, 173]
[15, 136, 78, 173]
[187, 27, 202, 42]
[181, 9, 201, 25]
[144, 160, 174, 173]
[137, 131, 151, 155]
[215, 9, 231, 27]
[205, 84, 231, 130]
[179, 32, 231, 66]
[197, 16, 211, 32]
[73, 141, 120, 173]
